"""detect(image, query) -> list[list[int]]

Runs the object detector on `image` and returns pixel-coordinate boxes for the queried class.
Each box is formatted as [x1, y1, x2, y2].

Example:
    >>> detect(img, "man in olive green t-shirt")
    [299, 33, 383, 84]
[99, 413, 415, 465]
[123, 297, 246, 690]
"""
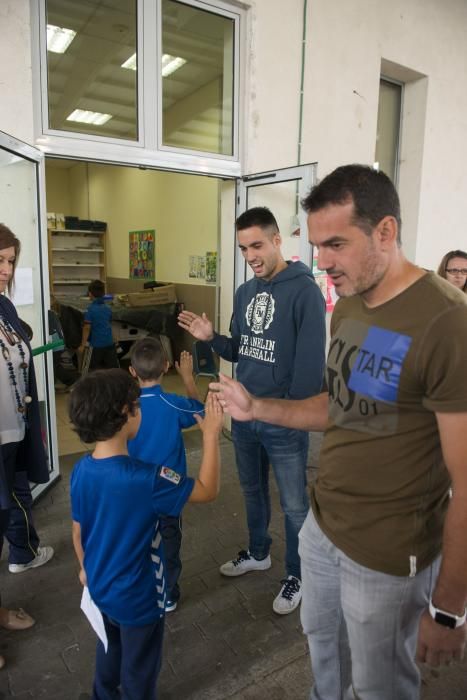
[212, 165, 467, 700]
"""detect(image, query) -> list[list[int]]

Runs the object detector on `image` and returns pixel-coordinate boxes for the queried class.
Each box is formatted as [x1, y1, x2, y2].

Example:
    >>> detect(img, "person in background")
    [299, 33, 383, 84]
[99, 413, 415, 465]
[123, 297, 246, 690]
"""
[128, 338, 204, 612]
[0, 224, 54, 669]
[437, 249, 467, 293]
[69, 369, 222, 700]
[79, 279, 119, 370]
[178, 206, 326, 615]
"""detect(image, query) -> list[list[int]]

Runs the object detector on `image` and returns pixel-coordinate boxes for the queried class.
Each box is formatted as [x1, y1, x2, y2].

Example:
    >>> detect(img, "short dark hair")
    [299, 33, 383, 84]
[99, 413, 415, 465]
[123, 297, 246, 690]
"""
[88, 279, 105, 298]
[0, 223, 21, 294]
[437, 249, 467, 292]
[302, 164, 402, 245]
[68, 369, 140, 443]
[236, 206, 279, 237]
[130, 337, 167, 381]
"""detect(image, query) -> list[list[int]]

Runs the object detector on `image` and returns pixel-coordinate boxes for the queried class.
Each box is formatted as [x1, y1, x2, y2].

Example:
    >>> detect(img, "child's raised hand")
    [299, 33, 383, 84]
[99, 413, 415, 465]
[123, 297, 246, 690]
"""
[194, 392, 223, 435]
[175, 351, 193, 382]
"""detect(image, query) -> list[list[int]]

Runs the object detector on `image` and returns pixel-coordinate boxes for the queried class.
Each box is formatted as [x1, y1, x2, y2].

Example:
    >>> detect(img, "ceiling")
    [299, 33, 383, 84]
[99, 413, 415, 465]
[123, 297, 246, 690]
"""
[46, 0, 234, 154]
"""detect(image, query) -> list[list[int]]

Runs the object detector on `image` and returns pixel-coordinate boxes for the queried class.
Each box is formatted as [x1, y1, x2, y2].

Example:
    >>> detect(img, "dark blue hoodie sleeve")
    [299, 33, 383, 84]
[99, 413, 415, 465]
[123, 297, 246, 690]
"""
[210, 331, 240, 362]
[287, 281, 326, 399]
[210, 292, 242, 362]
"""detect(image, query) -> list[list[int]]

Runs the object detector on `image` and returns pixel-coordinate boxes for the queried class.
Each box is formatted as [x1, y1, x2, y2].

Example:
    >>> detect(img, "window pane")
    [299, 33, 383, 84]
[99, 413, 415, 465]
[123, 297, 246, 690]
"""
[375, 79, 401, 182]
[46, 0, 138, 140]
[247, 181, 303, 262]
[161, 0, 234, 156]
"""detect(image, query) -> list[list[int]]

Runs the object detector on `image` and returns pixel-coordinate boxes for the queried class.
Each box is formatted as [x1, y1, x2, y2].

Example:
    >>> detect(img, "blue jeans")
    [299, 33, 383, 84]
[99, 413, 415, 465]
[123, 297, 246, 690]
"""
[232, 419, 309, 579]
[298, 509, 441, 700]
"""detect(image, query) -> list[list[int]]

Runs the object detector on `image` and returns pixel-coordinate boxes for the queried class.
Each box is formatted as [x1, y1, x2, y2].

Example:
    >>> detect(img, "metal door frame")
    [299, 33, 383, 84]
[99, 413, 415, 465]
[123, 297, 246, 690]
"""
[235, 163, 317, 290]
[0, 130, 59, 497]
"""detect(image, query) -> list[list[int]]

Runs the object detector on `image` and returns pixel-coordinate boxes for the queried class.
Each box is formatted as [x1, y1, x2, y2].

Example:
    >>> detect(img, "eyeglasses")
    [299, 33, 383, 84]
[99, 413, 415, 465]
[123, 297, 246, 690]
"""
[446, 268, 467, 275]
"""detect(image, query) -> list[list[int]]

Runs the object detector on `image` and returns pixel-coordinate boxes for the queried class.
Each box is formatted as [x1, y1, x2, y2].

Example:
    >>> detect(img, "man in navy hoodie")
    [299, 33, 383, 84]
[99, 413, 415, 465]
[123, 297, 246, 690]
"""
[178, 206, 326, 614]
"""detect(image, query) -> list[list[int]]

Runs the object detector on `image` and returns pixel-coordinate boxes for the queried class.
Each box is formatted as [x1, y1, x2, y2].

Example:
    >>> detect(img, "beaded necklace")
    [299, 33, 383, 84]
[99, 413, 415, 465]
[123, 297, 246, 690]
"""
[0, 316, 32, 422]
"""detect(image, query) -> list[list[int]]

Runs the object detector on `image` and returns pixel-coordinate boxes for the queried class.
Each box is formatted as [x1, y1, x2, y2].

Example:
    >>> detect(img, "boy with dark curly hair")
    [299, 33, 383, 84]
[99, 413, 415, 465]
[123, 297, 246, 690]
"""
[69, 369, 222, 700]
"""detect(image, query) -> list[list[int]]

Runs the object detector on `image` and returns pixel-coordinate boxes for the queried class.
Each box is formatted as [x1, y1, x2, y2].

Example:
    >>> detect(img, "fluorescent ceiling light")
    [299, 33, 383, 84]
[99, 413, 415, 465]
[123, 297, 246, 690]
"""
[47, 24, 76, 54]
[66, 109, 112, 126]
[161, 54, 186, 77]
[122, 53, 137, 71]
[121, 52, 186, 76]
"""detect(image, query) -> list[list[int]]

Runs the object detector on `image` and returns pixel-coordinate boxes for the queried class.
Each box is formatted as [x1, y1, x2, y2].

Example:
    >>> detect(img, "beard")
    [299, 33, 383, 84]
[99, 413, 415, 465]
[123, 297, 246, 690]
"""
[331, 244, 387, 298]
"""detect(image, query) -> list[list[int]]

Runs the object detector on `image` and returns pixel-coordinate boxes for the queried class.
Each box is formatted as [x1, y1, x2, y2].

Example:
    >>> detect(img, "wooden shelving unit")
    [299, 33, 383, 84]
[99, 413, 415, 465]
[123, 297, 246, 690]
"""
[48, 227, 107, 297]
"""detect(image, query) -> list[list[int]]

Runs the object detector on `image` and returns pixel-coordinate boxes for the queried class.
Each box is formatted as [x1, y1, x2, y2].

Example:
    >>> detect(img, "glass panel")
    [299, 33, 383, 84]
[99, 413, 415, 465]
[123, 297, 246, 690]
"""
[375, 79, 402, 182]
[246, 180, 303, 266]
[46, 0, 138, 140]
[0, 149, 53, 478]
[162, 0, 234, 155]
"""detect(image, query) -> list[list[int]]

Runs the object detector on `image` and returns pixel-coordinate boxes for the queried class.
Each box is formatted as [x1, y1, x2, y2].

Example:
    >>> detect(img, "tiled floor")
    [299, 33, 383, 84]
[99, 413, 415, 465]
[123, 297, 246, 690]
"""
[1, 382, 466, 698]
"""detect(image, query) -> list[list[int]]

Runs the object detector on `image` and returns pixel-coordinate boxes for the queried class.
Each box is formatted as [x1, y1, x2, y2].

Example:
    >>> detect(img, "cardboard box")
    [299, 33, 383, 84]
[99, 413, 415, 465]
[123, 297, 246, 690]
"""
[118, 284, 176, 307]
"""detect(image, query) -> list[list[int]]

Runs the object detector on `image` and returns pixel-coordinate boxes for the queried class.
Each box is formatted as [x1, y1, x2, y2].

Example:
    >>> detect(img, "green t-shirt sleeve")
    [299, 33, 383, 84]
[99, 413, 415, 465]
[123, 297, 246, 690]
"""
[419, 304, 467, 413]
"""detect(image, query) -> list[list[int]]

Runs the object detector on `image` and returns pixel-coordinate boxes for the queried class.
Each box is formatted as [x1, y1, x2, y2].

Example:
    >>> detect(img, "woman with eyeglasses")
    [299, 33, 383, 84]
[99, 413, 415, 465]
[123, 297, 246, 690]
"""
[437, 249, 467, 293]
[0, 224, 52, 669]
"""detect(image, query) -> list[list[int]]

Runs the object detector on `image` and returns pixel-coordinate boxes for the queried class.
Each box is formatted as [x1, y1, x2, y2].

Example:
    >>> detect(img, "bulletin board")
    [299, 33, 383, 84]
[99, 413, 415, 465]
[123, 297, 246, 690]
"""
[129, 229, 155, 279]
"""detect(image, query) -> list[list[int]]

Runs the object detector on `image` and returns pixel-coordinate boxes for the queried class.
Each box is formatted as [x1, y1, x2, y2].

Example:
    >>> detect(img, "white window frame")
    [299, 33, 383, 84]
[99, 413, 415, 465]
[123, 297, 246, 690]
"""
[156, 0, 240, 162]
[30, 0, 243, 178]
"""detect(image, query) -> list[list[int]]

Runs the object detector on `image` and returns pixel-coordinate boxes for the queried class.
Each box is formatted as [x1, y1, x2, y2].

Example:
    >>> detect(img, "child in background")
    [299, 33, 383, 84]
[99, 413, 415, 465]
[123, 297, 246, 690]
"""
[69, 369, 222, 700]
[128, 337, 204, 612]
[79, 279, 119, 370]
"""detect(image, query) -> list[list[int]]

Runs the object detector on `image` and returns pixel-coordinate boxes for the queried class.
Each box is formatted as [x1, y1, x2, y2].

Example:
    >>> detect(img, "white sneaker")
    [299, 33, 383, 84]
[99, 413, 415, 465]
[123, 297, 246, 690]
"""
[9, 546, 54, 574]
[219, 550, 271, 577]
[273, 576, 302, 615]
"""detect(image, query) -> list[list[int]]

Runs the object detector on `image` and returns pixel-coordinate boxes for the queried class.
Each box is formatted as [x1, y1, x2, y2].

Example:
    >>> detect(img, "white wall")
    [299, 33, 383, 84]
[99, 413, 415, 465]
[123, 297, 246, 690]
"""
[247, 0, 467, 270]
[0, 1, 34, 144]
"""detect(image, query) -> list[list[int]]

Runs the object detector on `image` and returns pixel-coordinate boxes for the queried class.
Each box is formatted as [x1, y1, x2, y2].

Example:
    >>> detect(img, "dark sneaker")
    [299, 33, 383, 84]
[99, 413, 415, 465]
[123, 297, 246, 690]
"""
[273, 576, 302, 615]
[219, 549, 271, 577]
[165, 600, 178, 613]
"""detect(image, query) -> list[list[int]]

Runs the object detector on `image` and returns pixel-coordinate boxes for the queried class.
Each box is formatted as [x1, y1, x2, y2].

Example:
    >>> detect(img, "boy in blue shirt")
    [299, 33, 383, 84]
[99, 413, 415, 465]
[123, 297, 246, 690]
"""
[69, 368, 222, 700]
[128, 337, 204, 612]
[79, 279, 119, 370]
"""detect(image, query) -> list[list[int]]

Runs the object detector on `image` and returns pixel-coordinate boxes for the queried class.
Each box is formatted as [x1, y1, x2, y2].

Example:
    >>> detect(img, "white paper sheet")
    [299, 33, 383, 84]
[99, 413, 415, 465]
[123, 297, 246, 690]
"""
[80, 586, 108, 652]
[10, 267, 34, 306]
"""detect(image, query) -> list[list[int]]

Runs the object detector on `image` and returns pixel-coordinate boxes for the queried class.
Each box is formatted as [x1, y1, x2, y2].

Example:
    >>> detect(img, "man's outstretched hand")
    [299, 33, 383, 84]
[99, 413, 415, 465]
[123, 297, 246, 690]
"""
[209, 373, 254, 422]
[178, 310, 214, 342]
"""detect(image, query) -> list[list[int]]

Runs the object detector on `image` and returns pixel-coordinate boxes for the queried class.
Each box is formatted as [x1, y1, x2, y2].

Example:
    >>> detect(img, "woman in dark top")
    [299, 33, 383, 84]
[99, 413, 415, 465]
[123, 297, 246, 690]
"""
[0, 224, 52, 668]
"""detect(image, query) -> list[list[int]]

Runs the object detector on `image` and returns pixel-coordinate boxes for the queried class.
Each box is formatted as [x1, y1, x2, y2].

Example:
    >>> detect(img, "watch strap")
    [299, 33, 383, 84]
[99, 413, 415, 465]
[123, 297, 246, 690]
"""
[429, 599, 466, 629]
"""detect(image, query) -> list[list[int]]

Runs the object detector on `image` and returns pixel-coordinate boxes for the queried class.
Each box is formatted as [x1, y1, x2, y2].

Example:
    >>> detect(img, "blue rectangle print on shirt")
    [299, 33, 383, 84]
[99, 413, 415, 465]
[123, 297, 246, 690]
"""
[348, 326, 412, 403]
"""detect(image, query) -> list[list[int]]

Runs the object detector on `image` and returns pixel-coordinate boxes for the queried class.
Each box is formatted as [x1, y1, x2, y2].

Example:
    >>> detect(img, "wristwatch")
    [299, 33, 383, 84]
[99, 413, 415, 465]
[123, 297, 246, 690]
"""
[429, 600, 467, 629]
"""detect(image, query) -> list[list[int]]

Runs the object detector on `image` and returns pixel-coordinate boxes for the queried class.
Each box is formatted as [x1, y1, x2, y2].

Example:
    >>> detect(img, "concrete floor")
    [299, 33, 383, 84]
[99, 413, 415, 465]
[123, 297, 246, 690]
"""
[0, 429, 466, 699]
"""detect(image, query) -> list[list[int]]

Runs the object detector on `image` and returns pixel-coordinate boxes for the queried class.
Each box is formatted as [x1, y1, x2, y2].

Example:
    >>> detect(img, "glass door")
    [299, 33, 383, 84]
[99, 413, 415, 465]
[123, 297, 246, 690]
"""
[235, 163, 317, 289]
[0, 131, 59, 497]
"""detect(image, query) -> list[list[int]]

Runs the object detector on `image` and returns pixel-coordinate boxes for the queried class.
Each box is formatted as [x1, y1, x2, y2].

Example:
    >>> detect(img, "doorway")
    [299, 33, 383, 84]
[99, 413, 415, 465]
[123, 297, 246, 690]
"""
[45, 158, 223, 455]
